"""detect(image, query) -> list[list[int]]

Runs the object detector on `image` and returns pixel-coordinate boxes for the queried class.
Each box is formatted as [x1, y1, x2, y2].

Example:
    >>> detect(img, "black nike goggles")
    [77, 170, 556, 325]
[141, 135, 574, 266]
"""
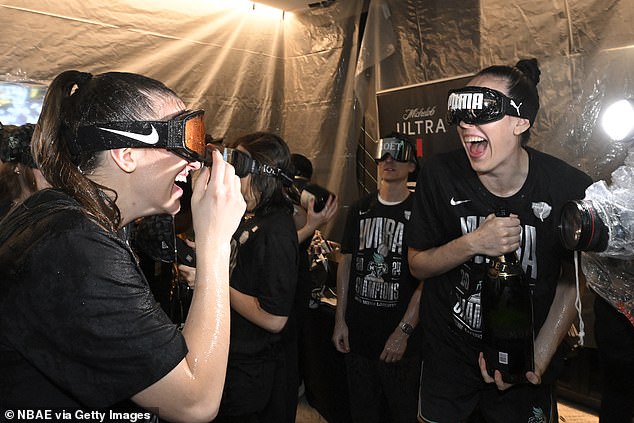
[223, 147, 293, 185]
[374, 137, 417, 163]
[70, 110, 207, 162]
[446, 86, 534, 126]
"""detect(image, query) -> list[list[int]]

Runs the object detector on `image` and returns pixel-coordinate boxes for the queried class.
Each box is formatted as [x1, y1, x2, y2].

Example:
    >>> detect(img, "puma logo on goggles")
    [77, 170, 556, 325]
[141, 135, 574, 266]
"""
[446, 86, 534, 125]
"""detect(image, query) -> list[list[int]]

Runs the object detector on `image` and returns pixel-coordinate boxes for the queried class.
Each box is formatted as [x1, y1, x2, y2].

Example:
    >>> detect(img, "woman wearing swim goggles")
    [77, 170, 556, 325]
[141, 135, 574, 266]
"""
[408, 60, 593, 423]
[2, 70, 246, 422]
[72, 109, 208, 163]
[215, 132, 299, 422]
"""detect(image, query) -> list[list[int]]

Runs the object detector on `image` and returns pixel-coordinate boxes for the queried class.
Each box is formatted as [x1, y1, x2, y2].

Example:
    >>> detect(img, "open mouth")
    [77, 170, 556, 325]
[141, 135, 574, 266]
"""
[464, 136, 488, 158]
[175, 172, 189, 183]
[175, 166, 193, 183]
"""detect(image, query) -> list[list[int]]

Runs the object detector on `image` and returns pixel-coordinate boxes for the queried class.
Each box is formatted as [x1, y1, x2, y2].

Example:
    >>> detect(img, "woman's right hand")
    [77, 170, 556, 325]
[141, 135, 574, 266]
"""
[471, 213, 521, 257]
[190, 149, 245, 248]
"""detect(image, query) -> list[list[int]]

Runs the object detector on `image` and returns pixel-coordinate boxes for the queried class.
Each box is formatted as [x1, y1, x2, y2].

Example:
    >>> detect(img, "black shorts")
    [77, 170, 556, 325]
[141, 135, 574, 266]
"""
[345, 352, 421, 423]
[418, 358, 557, 423]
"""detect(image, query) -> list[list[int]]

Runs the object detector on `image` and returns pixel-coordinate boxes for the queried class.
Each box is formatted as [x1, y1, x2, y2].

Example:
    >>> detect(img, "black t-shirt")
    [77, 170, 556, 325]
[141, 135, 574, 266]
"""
[406, 147, 592, 387]
[218, 207, 299, 416]
[340, 192, 421, 359]
[0, 189, 187, 411]
[228, 207, 299, 359]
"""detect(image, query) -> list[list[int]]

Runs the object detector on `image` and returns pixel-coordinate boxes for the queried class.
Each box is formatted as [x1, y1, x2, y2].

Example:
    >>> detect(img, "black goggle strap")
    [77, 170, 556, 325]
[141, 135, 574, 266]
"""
[375, 137, 416, 162]
[223, 147, 294, 185]
[71, 110, 206, 162]
[447, 87, 529, 124]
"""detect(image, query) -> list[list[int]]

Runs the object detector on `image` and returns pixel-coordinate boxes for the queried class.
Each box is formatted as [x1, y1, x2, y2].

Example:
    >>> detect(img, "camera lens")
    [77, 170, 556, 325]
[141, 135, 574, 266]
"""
[559, 200, 609, 252]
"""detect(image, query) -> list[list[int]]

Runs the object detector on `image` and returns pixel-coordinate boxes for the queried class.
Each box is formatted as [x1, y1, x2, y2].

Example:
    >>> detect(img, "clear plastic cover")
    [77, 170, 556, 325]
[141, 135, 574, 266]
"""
[583, 148, 634, 258]
[581, 148, 634, 326]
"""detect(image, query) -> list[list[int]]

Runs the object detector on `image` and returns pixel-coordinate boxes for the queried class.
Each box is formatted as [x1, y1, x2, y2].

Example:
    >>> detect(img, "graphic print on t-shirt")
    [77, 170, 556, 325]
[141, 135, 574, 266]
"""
[451, 214, 538, 338]
[353, 214, 407, 308]
[452, 262, 486, 338]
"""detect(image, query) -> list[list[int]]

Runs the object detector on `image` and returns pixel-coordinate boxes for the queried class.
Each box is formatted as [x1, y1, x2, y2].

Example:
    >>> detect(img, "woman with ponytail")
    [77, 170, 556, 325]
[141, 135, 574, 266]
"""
[0, 70, 246, 423]
[407, 59, 593, 422]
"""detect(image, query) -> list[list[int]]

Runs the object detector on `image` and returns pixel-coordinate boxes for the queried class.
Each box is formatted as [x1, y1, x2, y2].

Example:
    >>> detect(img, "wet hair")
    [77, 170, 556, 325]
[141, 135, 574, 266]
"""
[229, 132, 294, 216]
[32, 70, 184, 232]
[475, 58, 541, 145]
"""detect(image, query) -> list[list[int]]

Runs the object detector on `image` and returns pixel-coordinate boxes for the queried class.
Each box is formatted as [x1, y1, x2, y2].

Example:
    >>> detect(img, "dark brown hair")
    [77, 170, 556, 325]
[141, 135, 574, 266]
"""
[32, 70, 183, 231]
[476, 58, 541, 145]
[228, 132, 294, 216]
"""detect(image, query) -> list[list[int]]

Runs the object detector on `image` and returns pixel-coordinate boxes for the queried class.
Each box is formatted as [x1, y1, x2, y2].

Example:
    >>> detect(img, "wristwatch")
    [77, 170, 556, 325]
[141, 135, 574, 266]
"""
[399, 321, 414, 336]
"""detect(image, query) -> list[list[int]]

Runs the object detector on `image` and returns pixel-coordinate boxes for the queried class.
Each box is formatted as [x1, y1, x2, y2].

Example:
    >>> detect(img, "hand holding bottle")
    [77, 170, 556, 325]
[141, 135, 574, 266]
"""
[471, 212, 521, 257]
[480, 207, 535, 386]
[305, 194, 338, 230]
[478, 352, 542, 389]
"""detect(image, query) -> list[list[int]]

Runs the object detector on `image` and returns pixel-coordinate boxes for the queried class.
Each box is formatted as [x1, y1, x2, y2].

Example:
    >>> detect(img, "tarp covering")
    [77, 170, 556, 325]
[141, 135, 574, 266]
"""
[2, 0, 634, 239]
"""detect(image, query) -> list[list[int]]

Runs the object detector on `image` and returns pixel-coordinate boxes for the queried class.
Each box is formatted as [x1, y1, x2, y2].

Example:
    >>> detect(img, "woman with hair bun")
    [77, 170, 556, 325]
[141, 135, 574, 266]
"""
[0, 70, 245, 423]
[407, 59, 593, 422]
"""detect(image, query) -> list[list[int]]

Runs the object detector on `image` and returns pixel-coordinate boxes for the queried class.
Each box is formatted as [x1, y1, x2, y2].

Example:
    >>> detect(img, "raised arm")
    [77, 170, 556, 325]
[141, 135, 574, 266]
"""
[132, 151, 245, 423]
[296, 194, 338, 243]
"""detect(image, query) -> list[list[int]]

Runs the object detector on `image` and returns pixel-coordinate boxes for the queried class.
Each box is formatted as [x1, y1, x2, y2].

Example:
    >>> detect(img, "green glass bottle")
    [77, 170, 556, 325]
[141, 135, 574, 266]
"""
[481, 208, 535, 384]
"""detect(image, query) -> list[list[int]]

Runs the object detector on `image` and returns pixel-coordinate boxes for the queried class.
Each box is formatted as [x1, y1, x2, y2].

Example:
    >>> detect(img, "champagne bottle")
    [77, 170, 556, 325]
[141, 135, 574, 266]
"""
[300, 183, 334, 213]
[481, 208, 534, 384]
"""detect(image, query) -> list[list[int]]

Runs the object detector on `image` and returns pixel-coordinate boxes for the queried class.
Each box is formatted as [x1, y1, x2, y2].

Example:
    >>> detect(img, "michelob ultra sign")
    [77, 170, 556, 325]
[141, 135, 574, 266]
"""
[377, 74, 473, 161]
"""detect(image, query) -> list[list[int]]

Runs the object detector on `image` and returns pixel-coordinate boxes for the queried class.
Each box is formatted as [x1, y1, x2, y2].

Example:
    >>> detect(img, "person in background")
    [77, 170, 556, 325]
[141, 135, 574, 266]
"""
[407, 59, 593, 422]
[332, 132, 423, 423]
[291, 153, 338, 245]
[0, 122, 50, 217]
[215, 132, 299, 423]
[0, 70, 245, 422]
[284, 152, 338, 422]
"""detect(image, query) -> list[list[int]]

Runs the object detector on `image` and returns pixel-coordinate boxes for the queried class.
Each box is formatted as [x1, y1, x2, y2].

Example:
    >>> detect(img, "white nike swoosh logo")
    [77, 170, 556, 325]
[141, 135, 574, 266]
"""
[97, 125, 159, 145]
[450, 197, 471, 206]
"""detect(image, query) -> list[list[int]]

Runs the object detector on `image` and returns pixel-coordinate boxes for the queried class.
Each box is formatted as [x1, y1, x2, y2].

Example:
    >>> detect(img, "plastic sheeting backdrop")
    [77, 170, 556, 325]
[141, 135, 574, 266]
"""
[2, 0, 634, 238]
